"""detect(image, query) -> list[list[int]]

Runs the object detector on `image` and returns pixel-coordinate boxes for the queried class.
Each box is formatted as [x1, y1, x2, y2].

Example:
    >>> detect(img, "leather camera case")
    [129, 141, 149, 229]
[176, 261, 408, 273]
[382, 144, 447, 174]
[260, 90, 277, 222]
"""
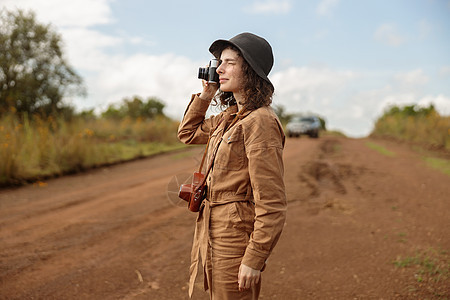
[178, 172, 206, 212]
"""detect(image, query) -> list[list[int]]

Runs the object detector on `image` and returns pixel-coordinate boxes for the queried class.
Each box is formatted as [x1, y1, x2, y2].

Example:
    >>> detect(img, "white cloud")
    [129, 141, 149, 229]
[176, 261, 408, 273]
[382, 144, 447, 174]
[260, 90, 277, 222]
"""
[316, 0, 339, 16]
[3, 0, 449, 137]
[375, 90, 417, 113]
[1, 0, 124, 77]
[88, 53, 200, 118]
[243, 0, 292, 14]
[1, 0, 114, 28]
[374, 23, 406, 46]
[60, 28, 123, 71]
[270, 66, 450, 137]
[271, 67, 357, 96]
[394, 69, 429, 86]
[271, 67, 363, 135]
[347, 85, 450, 134]
[343, 85, 420, 135]
[2, 0, 198, 119]
[418, 94, 450, 115]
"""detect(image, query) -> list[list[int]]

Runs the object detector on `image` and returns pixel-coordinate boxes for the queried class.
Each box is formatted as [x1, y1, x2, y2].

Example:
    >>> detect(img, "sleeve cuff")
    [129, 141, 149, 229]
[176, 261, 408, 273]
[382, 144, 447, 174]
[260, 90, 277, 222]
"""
[241, 248, 267, 271]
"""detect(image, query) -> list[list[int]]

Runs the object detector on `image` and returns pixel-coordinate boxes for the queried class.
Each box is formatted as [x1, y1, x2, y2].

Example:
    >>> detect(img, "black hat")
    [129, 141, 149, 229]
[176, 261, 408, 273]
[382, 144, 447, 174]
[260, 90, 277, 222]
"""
[209, 32, 274, 87]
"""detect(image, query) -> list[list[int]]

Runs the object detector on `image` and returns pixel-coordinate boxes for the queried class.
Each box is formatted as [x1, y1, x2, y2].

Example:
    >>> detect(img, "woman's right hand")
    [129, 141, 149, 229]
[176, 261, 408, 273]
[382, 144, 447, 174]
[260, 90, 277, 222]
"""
[199, 80, 218, 101]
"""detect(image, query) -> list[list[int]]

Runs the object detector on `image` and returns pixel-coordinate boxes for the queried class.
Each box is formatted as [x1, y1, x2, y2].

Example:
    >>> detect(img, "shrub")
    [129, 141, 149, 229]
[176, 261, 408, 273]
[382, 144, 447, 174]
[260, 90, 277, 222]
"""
[0, 111, 182, 186]
[371, 104, 450, 150]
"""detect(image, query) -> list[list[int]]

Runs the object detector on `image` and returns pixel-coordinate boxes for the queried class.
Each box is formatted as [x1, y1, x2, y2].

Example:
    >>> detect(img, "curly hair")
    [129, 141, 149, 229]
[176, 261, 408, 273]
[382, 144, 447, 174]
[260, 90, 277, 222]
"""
[213, 46, 274, 111]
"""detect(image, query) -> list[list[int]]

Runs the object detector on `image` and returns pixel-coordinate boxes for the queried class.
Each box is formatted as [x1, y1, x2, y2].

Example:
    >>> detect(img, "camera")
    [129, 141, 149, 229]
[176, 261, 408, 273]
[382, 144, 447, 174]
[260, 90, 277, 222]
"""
[198, 59, 219, 83]
[179, 172, 207, 212]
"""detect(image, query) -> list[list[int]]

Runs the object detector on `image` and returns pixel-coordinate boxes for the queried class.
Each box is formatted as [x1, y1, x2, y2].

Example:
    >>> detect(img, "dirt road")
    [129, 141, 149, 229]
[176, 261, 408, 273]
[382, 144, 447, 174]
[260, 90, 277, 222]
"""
[0, 136, 448, 299]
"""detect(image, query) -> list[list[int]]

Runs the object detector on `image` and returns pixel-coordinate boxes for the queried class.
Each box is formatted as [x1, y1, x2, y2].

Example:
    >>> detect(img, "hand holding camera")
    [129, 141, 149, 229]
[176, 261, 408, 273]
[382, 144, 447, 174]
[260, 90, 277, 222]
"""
[198, 59, 219, 100]
[198, 58, 219, 83]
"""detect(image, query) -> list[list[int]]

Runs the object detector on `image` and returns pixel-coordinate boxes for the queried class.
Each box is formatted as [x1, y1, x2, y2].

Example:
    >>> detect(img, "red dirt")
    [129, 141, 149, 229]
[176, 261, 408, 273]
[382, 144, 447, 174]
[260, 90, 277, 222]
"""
[0, 136, 448, 299]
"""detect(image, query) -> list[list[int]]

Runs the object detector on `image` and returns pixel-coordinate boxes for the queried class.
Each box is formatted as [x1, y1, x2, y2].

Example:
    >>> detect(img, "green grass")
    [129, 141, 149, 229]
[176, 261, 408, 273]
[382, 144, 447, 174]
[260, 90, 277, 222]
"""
[423, 156, 450, 176]
[393, 248, 449, 283]
[397, 232, 408, 243]
[365, 141, 396, 157]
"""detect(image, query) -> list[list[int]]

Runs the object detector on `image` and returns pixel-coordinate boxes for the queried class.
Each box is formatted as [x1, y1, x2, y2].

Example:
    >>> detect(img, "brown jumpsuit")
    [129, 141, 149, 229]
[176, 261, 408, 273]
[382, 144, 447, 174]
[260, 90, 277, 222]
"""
[178, 94, 287, 299]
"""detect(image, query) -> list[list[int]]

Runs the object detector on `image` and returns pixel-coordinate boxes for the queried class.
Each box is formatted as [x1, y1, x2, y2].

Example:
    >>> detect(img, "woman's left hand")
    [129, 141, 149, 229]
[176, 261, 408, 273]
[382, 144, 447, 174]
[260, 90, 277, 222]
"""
[238, 263, 261, 291]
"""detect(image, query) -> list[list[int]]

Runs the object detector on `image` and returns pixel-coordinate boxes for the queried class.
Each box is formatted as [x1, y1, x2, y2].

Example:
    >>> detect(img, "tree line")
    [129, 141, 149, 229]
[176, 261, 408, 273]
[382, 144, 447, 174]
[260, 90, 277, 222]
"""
[0, 8, 166, 120]
[371, 103, 449, 150]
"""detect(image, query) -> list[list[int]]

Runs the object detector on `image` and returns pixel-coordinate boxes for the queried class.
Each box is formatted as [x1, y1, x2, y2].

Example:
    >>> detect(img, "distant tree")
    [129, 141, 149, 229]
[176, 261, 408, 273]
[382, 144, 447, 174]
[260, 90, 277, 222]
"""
[273, 104, 293, 125]
[383, 104, 438, 118]
[101, 96, 166, 119]
[317, 116, 327, 131]
[0, 9, 85, 117]
[142, 97, 165, 118]
[78, 108, 97, 120]
[123, 97, 143, 119]
[101, 104, 123, 119]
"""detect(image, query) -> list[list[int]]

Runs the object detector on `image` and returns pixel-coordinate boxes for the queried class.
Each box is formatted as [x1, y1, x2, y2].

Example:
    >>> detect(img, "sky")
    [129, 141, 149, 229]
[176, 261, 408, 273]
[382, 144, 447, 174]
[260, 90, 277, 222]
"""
[1, 0, 450, 137]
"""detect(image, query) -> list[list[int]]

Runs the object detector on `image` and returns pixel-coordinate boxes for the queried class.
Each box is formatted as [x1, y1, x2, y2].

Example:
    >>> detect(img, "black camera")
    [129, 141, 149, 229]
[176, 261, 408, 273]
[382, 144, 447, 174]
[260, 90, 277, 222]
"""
[198, 59, 219, 83]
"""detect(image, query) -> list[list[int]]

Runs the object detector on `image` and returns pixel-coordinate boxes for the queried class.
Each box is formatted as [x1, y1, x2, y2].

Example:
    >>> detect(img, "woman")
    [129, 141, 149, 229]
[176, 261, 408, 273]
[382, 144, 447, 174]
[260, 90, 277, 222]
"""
[178, 32, 287, 299]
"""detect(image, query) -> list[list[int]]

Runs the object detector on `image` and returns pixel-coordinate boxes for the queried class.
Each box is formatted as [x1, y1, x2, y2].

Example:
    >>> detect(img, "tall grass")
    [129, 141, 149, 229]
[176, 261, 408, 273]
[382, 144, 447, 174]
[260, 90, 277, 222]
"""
[371, 105, 450, 151]
[0, 112, 183, 186]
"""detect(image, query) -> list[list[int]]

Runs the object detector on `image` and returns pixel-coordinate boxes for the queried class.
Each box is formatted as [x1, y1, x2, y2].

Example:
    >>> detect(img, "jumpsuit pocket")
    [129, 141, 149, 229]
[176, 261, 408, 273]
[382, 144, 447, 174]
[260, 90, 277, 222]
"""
[228, 202, 255, 234]
[214, 127, 244, 171]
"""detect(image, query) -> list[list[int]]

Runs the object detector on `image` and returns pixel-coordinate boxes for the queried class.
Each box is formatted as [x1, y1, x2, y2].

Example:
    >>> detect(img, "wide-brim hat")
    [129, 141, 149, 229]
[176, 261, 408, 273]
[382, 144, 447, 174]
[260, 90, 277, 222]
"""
[209, 32, 274, 88]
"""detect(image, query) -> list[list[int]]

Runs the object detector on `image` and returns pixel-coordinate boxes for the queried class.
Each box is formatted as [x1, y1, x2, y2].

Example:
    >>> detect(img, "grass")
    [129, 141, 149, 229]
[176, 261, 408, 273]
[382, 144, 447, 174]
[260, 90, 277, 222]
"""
[393, 247, 449, 283]
[365, 141, 396, 157]
[397, 232, 408, 243]
[320, 130, 347, 138]
[423, 156, 450, 176]
[0, 112, 185, 186]
[407, 145, 450, 177]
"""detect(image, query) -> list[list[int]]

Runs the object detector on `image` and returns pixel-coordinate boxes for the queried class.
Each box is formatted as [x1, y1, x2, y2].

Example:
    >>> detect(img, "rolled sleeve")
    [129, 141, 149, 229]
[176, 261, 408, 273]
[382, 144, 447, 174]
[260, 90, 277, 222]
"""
[177, 94, 220, 145]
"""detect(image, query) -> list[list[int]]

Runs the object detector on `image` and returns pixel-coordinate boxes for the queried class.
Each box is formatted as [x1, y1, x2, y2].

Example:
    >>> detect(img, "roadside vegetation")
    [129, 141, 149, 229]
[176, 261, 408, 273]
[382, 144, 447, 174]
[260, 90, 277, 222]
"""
[0, 98, 183, 186]
[0, 9, 183, 186]
[371, 104, 450, 151]
[423, 157, 450, 176]
[370, 104, 450, 176]
[365, 141, 396, 157]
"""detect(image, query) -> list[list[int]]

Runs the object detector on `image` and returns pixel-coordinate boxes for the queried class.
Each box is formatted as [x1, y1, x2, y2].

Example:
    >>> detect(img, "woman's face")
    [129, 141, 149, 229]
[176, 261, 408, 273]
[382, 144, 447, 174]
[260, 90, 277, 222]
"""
[217, 48, 244, 94]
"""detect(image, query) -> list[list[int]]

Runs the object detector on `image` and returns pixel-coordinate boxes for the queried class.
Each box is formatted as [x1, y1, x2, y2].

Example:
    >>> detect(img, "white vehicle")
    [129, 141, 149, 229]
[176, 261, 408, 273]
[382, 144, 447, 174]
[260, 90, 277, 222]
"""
[286, 116, 321, 138]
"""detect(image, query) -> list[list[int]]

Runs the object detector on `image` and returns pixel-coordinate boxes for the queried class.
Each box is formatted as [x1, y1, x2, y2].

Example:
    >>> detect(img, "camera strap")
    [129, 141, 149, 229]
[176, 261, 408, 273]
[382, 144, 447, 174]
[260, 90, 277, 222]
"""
[198, 118, 224, 173]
